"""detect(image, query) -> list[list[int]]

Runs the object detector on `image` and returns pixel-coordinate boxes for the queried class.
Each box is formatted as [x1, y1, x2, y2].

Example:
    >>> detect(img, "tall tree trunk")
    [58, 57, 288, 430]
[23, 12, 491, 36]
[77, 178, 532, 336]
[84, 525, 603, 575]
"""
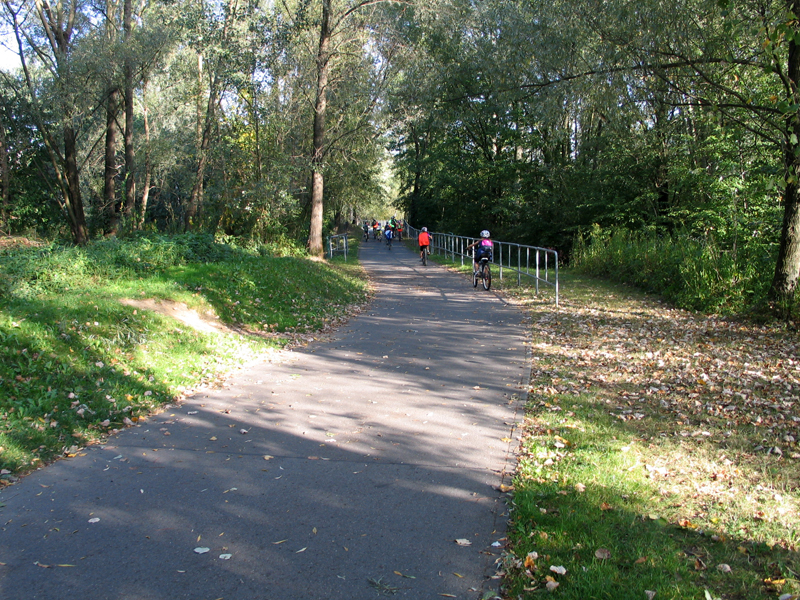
[410, 129, 422, 226]
[770, 174, 800, 305]
[770, 8, 800, 306]
[122, 0, 135, 220]
[186, 79, 217, 231]
[308, 0, 331, 256]
[185, 52, 207, 231]
[103, 87, 121, 236]
[138, 80, 152, 230]
[0, 112, 9, 230]
[64, 123, 89, 244]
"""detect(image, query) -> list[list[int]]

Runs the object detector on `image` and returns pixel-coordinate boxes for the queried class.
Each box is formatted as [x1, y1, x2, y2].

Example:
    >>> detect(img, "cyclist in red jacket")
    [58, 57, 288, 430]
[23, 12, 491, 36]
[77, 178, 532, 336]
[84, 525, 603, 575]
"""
[418, 227, 431, 262]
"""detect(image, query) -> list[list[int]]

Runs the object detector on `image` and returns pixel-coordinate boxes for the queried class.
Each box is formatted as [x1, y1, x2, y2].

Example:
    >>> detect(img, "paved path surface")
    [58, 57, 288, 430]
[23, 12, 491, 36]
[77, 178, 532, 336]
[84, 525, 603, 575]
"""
[0, 240, 529, 600]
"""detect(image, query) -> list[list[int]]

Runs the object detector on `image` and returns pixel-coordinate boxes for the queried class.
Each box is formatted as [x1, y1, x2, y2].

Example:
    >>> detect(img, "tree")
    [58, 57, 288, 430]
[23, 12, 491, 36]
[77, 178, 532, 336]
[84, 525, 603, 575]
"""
[3, 0, 92, 244]
[303, 0, 407, 255]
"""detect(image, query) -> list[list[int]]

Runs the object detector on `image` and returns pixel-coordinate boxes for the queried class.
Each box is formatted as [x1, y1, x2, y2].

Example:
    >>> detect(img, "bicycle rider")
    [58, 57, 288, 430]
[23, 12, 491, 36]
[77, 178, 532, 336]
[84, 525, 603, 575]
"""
[466, 230, 493, 273]
[418, 227, 431, 262]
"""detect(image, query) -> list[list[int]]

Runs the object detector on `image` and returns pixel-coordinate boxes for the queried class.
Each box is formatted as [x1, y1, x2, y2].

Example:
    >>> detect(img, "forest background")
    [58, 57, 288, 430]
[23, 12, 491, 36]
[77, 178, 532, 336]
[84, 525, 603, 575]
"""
[3, 0, 800, 316]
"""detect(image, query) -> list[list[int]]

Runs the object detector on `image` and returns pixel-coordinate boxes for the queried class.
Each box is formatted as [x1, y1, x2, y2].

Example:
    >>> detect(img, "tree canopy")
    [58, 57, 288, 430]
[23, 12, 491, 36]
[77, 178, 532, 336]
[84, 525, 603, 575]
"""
[2, 0, 800, 304]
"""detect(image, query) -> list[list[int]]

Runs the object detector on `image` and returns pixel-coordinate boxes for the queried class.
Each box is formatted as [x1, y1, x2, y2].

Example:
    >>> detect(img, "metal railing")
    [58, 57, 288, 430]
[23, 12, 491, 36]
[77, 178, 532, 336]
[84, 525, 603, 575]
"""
[327, 234, 351, 260]
[406, 225, 559, 306]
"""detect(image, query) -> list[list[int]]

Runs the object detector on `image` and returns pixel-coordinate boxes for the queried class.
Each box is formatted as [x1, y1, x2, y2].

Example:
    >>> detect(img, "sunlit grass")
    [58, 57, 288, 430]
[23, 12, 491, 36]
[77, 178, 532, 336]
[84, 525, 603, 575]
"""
[0, 235, 369, 476]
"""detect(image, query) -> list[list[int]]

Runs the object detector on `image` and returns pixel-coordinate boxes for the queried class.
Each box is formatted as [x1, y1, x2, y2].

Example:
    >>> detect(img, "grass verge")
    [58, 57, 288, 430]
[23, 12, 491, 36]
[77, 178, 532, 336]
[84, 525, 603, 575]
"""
[498, 271, 799, 600]
[0, 234, 369, 477]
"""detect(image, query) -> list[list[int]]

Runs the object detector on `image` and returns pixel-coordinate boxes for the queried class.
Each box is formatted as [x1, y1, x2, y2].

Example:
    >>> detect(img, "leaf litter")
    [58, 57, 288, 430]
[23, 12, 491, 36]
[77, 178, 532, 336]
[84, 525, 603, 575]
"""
[504, 281, 800, 597]
[519, 289, 800, 543]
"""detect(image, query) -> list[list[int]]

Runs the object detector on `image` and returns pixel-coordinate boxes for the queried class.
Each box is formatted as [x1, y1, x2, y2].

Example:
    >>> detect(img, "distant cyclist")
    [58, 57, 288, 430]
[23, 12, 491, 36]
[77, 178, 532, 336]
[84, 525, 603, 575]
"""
[466, 230, 493, 273]
[418, 227, 431, 262]
[384, 225, 394, 248]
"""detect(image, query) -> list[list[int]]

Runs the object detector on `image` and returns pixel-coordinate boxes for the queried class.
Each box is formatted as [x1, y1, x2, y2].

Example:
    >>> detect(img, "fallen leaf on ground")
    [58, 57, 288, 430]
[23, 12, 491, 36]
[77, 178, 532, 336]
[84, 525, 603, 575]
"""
[455, 538, 472, 546]
[550, 565, 567, 575]
[393, 571, 416, 579]
[595, 548, 611, 560]
[194, 547, 210, 554]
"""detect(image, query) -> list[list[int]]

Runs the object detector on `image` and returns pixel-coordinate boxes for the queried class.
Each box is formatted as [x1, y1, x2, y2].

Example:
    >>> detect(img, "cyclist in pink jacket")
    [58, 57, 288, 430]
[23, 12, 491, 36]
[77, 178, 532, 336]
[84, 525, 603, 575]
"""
[466, 230, 493, 273]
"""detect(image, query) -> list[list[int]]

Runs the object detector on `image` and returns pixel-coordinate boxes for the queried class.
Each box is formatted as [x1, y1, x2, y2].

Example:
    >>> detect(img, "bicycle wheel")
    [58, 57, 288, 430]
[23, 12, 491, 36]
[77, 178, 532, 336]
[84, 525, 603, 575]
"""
[473, 265, 479, 287]
[422, 250, 427, 266]
[482, 263, 491, 290]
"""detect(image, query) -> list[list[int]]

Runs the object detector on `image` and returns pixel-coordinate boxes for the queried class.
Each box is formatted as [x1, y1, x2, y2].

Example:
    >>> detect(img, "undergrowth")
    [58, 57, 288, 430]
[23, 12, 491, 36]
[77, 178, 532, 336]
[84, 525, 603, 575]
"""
[570, 225, 780, 316]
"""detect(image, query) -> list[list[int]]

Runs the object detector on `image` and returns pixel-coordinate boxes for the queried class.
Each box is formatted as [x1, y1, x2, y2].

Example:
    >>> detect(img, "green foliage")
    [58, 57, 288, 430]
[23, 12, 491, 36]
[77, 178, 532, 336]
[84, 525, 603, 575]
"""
[571, 225, 777, 314]
[0, 234, 369, 474]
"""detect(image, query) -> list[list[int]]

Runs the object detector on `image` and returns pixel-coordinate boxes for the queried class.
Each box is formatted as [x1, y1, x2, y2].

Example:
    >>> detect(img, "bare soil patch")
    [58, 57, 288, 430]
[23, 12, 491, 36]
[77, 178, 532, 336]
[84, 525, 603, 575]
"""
[119, 298, 235, 335]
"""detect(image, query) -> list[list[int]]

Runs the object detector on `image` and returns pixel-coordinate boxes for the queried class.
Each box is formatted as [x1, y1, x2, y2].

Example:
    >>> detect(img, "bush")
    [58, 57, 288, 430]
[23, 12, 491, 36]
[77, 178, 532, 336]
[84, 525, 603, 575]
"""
[571, 225, 776, 314]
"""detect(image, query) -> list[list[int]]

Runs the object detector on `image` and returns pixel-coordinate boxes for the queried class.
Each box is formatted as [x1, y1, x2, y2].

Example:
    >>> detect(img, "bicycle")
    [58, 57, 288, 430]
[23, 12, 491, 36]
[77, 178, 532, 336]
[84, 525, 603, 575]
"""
[473, 255, 491, 290]
[421, 246, 429, 266]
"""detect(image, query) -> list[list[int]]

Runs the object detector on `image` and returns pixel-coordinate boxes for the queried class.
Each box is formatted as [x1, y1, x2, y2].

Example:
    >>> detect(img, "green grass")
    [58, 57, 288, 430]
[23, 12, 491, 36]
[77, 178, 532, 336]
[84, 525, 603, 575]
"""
[497, 272, 799, 600]
[570, 225, 779, 316]
[0, 234, 369, 476]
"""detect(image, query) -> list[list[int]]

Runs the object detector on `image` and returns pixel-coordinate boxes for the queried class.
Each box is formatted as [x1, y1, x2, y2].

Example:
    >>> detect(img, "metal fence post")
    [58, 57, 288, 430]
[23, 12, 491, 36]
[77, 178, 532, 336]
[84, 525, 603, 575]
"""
[498, 243, 503, 281]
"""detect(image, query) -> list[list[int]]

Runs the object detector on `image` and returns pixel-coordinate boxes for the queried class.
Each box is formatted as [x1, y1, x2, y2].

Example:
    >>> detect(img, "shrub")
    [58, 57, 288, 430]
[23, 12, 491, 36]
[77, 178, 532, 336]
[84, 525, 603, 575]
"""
[571, 225, 776, 314]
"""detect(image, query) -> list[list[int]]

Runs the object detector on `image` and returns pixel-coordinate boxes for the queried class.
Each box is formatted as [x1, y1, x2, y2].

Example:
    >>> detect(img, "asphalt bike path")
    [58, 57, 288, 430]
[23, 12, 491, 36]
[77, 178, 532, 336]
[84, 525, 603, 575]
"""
[0, 239, 530, 600]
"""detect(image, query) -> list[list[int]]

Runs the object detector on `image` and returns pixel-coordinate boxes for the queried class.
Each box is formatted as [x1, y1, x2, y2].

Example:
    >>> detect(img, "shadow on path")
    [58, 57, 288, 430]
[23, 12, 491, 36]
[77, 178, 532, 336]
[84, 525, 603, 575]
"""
[0, 240, 530, 600]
